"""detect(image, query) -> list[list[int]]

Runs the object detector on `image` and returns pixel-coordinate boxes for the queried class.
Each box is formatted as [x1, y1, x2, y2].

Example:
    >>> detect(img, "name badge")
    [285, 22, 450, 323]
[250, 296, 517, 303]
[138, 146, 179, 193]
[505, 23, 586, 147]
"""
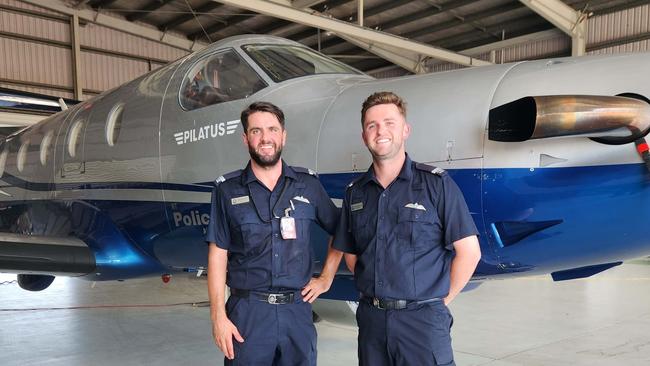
[351, 202, 364, 212]
[231, 195, 250, 205]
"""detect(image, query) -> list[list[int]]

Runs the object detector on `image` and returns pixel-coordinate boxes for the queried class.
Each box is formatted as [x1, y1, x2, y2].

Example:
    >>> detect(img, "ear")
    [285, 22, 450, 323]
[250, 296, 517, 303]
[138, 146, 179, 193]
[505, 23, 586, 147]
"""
[403, 122, 412, 139]
[282, 128, 287, 145]
[241, 131, 248, 147]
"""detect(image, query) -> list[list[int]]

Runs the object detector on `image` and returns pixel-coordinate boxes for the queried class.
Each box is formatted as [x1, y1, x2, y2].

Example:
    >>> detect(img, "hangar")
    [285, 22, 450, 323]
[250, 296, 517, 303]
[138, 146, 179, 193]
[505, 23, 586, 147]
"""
[1, 1, 650, 365]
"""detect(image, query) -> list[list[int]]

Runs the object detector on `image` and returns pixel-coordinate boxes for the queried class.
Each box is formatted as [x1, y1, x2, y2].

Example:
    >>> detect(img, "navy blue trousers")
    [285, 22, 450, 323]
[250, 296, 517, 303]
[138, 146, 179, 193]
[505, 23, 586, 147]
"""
[356, 300, 455, 366]
[224, 295, 317, 366]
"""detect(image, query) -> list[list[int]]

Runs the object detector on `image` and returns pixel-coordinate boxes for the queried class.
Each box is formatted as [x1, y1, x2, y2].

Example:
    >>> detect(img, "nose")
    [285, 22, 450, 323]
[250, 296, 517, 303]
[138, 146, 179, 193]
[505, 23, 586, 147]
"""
[376, 122, 386, 135]
[259, 130, 270, 142]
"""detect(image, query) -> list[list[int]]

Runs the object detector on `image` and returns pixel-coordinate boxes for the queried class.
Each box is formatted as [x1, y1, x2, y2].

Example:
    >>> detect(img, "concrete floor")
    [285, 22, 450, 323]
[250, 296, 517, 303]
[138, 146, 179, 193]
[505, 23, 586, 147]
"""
[1, 258, 649, 366]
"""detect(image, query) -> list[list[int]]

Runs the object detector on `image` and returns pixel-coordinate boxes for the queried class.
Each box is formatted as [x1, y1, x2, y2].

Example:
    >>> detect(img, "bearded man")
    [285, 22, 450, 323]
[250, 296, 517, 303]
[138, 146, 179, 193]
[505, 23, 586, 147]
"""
[206, 101, 342, 365]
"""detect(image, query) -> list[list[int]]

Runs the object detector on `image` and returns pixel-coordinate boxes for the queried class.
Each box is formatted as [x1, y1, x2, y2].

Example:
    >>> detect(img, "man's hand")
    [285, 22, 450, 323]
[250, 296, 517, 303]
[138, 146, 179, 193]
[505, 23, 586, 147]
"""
[301, 275, 333, 303]
[212, 312, 244, 360]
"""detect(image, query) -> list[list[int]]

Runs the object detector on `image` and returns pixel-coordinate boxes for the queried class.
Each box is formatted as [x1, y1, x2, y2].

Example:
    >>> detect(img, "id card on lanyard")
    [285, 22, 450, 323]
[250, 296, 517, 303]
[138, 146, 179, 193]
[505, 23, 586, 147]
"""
[280, 201, 297, 239]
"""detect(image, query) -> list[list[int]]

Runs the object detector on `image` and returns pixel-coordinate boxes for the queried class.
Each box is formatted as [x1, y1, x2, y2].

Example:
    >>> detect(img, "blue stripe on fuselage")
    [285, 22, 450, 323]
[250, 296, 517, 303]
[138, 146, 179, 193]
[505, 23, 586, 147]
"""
[3, 164, 650, 289]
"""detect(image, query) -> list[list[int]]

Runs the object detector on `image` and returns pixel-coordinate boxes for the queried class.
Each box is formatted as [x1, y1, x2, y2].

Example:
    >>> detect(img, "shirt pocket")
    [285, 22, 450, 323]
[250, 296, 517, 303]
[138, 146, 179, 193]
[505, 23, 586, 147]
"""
[231, 210, 268, 255]
[397, 207, 438, 248]
[291, 201, 316, 241]
[350, 210, 374, 252]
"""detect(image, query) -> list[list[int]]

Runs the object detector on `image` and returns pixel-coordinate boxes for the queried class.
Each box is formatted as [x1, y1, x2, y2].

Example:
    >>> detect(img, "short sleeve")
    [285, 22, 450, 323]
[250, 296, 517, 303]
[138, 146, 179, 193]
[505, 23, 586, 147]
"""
[332, 190, 357, 254]
[311, 179, 340, 235]
[205, 185, 231, 249]
[440, 175, 479, 250]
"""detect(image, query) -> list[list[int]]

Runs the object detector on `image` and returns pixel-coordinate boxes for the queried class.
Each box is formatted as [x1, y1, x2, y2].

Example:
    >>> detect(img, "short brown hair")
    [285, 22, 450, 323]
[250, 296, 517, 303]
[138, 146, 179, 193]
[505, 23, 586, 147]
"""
[241, 101, 285, 132]
[361, 91, 407, 125]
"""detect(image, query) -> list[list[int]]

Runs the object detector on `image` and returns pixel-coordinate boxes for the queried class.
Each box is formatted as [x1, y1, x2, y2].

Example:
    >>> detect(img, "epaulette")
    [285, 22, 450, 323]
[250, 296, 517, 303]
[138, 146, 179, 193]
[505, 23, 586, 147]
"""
[415, 162, 446, 176]
[346, 174, 365, 189]
[292, 166, 318, 178]
[214, 169, 242, 185]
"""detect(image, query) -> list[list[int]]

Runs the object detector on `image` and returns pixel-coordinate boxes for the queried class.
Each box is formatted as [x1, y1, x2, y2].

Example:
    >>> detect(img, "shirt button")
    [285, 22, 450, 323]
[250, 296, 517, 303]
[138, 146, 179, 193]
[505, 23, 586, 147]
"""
[382, 193, 386, 197]
[274, 253, 278, 257]
[274, 233, 279, 238]
[378, 281, 383, 286]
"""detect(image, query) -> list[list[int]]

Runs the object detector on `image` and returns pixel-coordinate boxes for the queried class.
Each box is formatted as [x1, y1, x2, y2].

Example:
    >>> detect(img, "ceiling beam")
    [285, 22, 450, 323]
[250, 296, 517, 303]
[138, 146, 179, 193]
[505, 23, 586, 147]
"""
[22, 0, 207, 51]
[305, 0, 482, 51]
[126, 0, 175, 22]
[403, 2, 522, 41]
[264, 0, 351, 37]
[293, 0, 326, 7]
[213, 0, 491, 66]
[285, 0, 410, 42]
[338, 35, 427, 73]
[519, 0, 587, 56]
[188, 9, 257, 40]
[158, 2, 222, 31]
[87, 0, 118, 8]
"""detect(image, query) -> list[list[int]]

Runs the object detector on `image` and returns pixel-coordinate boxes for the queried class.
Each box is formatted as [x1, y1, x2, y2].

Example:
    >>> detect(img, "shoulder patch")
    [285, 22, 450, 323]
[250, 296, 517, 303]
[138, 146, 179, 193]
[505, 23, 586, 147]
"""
[415, 162, 446, 176]
[292, 166, 318, 177]
[214, 169, 242, 185]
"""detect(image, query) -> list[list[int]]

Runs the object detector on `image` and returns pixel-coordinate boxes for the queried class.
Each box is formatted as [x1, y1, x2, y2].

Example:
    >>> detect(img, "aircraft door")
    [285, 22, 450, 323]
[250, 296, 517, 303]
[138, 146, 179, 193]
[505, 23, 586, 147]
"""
[158, 48, 268, 269]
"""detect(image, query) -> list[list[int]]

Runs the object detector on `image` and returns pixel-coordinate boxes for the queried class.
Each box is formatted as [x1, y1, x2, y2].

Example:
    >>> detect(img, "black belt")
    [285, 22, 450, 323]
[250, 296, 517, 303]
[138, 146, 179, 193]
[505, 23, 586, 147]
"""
[362, 296, 442, 310]
[230, 288, 297, 305]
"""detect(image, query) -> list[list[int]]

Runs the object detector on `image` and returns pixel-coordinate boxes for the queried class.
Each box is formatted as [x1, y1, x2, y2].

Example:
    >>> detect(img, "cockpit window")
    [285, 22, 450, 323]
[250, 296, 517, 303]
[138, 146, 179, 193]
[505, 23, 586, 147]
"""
[242, 44, 362, 83]
[180, 49, 267, 111]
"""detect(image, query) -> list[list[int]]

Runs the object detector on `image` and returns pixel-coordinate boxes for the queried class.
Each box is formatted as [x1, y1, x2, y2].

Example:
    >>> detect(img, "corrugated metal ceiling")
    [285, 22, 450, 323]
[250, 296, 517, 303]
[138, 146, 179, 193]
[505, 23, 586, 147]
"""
[75, 0, 650, 72]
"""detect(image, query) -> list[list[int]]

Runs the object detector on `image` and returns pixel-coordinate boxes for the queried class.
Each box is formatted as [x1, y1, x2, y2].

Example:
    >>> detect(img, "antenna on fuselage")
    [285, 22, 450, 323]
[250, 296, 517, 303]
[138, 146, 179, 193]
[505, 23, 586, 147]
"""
[58, 98, 68, 111]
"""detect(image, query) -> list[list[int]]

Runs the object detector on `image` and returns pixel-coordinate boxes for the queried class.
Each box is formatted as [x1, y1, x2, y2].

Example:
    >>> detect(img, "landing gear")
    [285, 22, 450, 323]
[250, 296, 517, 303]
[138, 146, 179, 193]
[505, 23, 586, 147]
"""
[17, 274, 55, 291]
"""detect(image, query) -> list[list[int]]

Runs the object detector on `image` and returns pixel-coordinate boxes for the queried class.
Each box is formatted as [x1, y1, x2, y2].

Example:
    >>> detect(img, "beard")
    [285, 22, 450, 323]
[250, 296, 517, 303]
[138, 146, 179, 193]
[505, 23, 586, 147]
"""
[249, 143, 283, 167]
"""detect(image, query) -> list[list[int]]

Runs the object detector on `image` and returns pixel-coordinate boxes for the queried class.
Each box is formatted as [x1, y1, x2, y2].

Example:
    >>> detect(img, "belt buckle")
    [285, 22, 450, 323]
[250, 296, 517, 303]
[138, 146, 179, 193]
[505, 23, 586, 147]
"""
[268, 294, 278, 304]
[372, 298, 384, 310]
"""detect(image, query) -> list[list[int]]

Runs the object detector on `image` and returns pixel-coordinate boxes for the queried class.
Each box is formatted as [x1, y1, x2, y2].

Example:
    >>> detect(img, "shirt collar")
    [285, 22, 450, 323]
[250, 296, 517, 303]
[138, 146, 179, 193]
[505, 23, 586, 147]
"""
[358, 153, 413, 187]
[242, 159, 295, 186]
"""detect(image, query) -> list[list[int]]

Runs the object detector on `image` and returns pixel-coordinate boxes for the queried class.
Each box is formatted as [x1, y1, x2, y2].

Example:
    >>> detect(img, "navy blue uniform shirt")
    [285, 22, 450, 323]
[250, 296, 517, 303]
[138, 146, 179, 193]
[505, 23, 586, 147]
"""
[206, 160, 339, 291]
[333, 154, 478, 301]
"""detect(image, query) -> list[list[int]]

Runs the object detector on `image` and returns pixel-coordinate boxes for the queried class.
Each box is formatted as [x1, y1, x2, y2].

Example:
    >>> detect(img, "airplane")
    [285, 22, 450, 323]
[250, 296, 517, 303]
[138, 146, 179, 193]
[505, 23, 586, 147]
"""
[1, 34, 650, 303]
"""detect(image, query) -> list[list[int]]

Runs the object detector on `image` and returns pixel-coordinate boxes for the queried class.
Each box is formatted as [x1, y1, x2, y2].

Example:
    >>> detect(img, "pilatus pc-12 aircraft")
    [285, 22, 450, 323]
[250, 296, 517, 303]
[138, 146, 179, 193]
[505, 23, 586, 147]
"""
[1, 35, 650, 298]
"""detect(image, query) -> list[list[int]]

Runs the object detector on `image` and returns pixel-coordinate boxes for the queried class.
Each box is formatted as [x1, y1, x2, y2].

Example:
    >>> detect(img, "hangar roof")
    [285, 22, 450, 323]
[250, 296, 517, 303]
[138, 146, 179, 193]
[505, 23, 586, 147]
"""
[80, 0, 647, 73]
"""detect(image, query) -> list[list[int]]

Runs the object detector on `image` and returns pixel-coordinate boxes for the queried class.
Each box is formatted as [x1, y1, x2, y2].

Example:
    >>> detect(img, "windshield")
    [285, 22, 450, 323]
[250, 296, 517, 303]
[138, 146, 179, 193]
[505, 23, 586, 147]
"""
[242, 44, 362, 82]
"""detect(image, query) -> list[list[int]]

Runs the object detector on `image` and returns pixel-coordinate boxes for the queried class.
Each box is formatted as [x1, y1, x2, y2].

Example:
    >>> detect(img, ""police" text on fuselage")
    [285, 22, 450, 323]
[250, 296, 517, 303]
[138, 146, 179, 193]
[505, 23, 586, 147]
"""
[173, 210, 210, 227]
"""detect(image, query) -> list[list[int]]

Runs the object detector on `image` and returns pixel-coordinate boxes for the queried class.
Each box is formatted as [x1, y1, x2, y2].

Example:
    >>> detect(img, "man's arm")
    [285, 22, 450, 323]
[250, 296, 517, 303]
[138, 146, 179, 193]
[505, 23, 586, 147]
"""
[344, 253, 357, 273]
[208, 243, 244, 360]
[444, 235, 481, 305]
[301, 238, 343, 303]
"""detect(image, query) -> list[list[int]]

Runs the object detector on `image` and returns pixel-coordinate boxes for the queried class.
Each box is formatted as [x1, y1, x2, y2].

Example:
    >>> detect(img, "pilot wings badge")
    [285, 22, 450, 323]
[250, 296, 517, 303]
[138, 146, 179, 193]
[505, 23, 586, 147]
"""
[292, 196, 311, 204]
[404, 203, 427, 211]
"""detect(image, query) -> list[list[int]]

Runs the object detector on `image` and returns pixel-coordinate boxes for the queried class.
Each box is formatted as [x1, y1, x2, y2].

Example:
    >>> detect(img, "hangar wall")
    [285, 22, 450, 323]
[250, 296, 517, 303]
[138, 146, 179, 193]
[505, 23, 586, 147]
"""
[0, 0, 189, 100]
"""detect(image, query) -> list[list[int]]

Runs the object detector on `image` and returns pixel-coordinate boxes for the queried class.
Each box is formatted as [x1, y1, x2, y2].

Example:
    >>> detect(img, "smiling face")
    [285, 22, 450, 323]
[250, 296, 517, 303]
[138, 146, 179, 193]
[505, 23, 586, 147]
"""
[361, 103, 411, 162]
[243, 111, 286, 168]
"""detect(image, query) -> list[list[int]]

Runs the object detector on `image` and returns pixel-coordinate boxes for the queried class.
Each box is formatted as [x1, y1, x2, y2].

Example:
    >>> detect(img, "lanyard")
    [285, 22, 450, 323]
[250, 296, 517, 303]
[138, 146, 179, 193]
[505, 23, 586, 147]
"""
[248, 178, 289, 223]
